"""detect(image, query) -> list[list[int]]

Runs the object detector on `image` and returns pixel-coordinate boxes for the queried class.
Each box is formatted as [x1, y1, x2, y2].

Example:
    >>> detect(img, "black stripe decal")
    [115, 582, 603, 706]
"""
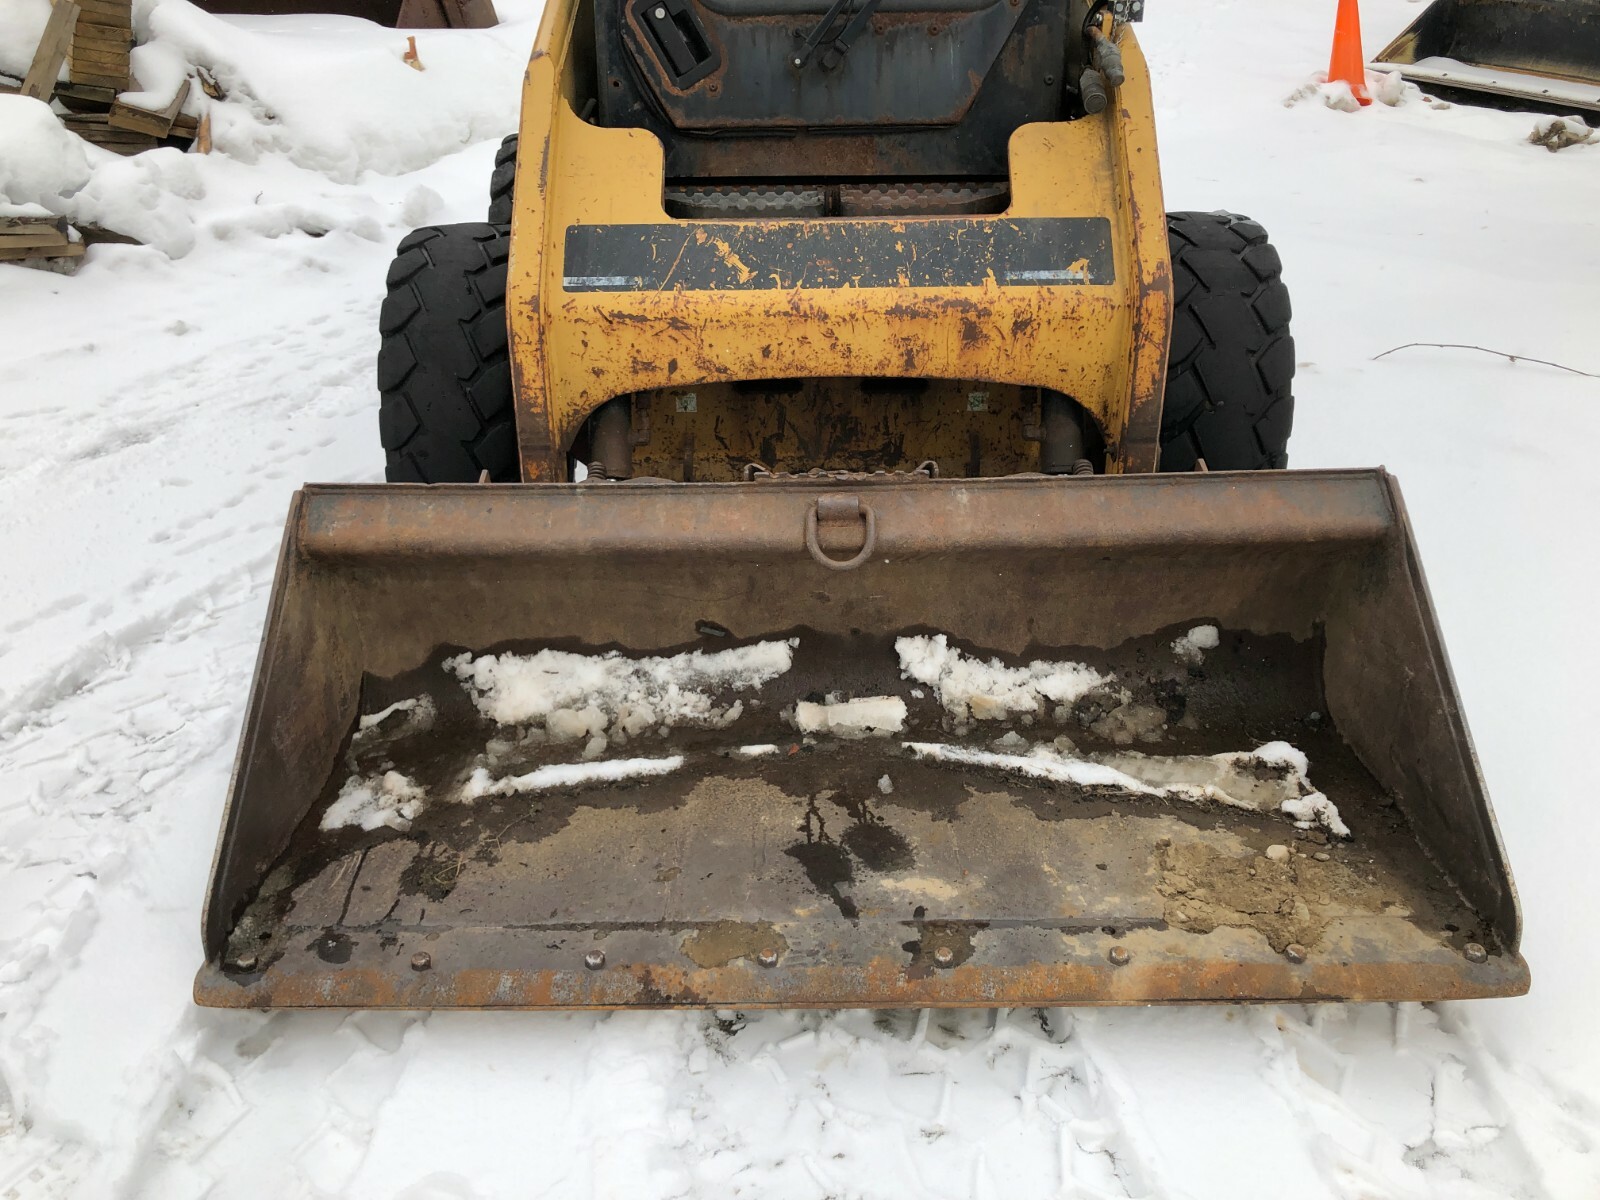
[562, 218, 1114, 292]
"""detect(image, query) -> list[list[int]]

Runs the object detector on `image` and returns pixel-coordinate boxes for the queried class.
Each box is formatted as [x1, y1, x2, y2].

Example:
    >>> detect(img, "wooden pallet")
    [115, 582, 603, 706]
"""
[20, 0, 201, 154]
[69, 0, 133, 91]
[60, 109, 157, 152]
[109, 77, 191, 136]
[10, 0, 194, 258]
[0, 215, 86, 264]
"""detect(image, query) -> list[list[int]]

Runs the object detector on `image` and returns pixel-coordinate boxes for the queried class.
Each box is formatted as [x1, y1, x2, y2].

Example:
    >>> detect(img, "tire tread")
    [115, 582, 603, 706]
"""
[377, 222, 518, 483]
[487, 133, 518, 224]
[1159, 211, 1296, 472]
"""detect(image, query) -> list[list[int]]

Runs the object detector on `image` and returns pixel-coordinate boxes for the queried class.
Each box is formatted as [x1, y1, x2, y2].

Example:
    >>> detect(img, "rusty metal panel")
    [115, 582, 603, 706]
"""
[292, 471, 1397, 559]
[507, 14, 1172, 480]
[199, 471, 1526, 1010]
[627, 378, 1043, 480]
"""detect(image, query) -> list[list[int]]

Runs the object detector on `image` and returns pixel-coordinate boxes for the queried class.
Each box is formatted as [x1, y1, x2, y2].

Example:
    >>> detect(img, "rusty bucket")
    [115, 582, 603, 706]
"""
[196, 470, 1527, 1009]
[1373, 0, 1600, 115]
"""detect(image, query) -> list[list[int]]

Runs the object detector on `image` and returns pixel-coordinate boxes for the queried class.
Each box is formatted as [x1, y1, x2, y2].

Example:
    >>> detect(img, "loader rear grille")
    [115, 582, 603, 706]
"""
[663, 180, 1011, 220]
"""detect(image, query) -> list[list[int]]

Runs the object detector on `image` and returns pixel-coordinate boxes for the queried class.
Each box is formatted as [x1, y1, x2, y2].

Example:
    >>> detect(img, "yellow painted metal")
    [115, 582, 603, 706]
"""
[505, 2, 1173, 481]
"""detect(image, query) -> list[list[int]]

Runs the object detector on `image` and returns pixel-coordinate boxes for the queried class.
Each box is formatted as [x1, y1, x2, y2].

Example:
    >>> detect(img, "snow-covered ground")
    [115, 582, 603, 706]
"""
[2, 0, 1598, 1195]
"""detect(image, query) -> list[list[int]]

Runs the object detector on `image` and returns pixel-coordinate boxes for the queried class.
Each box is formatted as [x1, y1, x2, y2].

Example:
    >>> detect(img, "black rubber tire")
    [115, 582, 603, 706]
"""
[377, 223, 518, 483]
[1159, 211, 1295, 472]
[487, 134, 518, 224]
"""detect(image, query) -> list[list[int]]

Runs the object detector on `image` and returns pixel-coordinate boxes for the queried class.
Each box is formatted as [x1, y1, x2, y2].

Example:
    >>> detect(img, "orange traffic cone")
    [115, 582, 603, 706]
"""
[1327, 0, 1372, 106]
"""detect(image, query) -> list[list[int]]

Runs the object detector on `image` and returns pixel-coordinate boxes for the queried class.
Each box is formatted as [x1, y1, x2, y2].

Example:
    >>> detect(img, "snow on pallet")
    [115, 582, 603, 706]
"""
[12, 0, 200, 160]
[0, 209, 82, 263]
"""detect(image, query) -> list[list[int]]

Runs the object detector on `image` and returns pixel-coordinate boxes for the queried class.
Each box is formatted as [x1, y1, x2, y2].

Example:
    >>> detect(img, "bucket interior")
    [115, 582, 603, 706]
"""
[197, 473, 1527, 1007]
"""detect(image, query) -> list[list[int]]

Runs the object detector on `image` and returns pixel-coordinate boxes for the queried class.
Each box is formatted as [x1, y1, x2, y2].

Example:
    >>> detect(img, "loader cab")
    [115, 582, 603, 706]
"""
[587, 0, 1098, 212]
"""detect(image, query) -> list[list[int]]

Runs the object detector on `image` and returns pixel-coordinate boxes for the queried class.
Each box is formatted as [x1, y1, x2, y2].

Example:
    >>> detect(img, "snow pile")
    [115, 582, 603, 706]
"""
[66, 148, 207, 257]
[0, 0, 50, 82]
[122, 34, 193, 116]
[446, 639, 797, 749]
[0, 96, 92, 208]
[0, 92, 205, 255]
[1171, 623, 1220, 665]
[1369, 69, 1418, 108]
[1284, 69, 1431, 113]
[793, 695, 906, 737]
[0, 86, 200, 257]
[1117, 739, 1349, 838]
[460, 755, 684, 799]
[2, 0, 531, 258]
[320, 770, 426, 832]
[136, 0, 525, 183]
[896, 634, 1109, 723]
[904, 737, 1350, 836]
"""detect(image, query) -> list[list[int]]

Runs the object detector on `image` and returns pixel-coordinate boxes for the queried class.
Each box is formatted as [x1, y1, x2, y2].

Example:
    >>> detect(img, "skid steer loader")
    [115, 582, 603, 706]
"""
[196, 0, 1529, 1009]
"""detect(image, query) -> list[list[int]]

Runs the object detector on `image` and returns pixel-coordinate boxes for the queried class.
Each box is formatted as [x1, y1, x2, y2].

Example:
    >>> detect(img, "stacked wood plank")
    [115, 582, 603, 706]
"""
[0, 214, 84, 264]
[68, 0, 133, 93]
[60, 77, 198, 154]
[12, 0, 199, 156]
[65, 0, 157, 153]
[60, 108, 155, 153]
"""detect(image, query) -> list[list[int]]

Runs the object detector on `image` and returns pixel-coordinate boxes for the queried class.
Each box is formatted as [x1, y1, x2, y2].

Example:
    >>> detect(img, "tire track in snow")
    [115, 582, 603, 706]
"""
[117, 1010, 429, 1197]
[1075, 1004, 1577, 1200]
[0, 269, 382, 719]
[655, 1008, 1166, 1199]
[1260, 1004, 1550, 1199]
[0, 194, 433, 1199]
[0, 557, 272, 738]
[0, 269, 384, 1192]
[0, 564, 266, 1197]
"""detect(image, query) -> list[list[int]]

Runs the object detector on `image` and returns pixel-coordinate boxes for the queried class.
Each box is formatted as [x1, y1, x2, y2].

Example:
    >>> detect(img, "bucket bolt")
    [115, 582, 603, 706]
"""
[411, 951, 432, 972]
[1464, 942, 1488, 964]
[1284, 944, 1308, 964]
[932, 946, 955, 966]
[1107, 945, 1131, 967]
[584, 949, 606, 970]
[757, 948, 780, 968]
